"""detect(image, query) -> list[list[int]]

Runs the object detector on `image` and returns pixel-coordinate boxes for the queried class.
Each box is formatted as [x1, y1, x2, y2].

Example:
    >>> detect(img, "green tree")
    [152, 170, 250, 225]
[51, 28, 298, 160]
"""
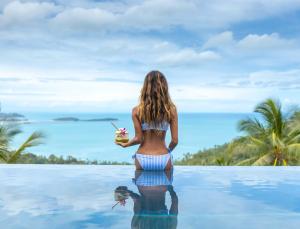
[0, 123, 44, 163]
[237, 98, 300, 166]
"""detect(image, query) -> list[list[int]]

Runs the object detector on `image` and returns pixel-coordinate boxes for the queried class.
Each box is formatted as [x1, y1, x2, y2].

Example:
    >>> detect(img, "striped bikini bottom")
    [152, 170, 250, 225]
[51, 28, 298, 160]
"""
[133, 170, 173, 186]
[133, 153, 173, 170]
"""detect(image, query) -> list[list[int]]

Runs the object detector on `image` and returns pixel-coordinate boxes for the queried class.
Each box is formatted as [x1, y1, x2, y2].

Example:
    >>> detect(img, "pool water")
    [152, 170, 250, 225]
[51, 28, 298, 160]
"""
[0, 165, 300, 229]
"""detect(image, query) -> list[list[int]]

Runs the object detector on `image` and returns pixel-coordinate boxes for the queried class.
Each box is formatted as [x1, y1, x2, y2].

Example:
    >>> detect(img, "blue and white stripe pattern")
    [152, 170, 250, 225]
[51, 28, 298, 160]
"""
[134, 170, 173, 186]
[141, 121, 169, 131]
[134, 153, 172, 170]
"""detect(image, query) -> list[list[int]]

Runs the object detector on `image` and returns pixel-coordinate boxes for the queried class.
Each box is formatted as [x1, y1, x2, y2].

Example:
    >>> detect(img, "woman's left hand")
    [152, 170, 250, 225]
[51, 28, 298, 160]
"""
[115, 141, 128, 148]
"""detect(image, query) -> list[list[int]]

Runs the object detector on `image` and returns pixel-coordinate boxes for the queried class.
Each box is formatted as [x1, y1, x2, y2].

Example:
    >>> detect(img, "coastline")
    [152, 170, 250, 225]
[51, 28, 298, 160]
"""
[2, 153, 132, 165]
[2, 106, 299, 166]
[10, 112, 247, 162]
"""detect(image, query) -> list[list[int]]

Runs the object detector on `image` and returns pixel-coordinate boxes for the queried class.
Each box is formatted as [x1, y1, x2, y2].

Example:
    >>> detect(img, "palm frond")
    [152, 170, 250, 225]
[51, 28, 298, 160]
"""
[285, 129, 300, 145]
[0, 124, 22, 146]
[6, 127, 22, 139]
[250, 136, 265, 146]
[290, 111, 300, 125]
[238, 118, 266, 136]
[252, 152, 274, 166]
[0, 146, 9, 162]
[287, 143, 300, 154]
[255, 98, 284, 137]
[235, 156, 260, 166]
[7, 131, 44, 163]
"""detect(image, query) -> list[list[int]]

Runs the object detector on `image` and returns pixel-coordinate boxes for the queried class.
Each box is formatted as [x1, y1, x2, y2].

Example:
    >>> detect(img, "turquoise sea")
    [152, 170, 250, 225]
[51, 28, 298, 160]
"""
[12, 113, 249, 162]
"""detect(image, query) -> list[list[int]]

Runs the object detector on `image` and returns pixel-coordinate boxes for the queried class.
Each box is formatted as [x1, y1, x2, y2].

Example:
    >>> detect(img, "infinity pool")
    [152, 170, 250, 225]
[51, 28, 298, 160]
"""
[0, 165, 300, 229]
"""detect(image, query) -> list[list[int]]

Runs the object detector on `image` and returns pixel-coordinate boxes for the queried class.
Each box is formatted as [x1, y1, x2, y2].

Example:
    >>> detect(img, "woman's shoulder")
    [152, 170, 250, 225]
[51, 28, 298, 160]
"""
[132, 106, 142, 123]
[132, 106, 140, 116]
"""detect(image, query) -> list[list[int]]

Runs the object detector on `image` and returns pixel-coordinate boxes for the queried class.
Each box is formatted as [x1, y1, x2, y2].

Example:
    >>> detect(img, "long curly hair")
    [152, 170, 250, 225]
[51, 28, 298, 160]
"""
[137, 71, 175, 127]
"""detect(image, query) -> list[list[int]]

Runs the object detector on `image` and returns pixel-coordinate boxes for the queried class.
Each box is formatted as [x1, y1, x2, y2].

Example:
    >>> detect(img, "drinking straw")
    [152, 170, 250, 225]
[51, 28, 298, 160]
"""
[112, 201, 119, 209]
[111, 122, 119, 130]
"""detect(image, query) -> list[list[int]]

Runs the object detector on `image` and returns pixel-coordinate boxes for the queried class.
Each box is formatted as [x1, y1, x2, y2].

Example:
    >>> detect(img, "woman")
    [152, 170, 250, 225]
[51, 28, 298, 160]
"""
[115, 70, 178, 170]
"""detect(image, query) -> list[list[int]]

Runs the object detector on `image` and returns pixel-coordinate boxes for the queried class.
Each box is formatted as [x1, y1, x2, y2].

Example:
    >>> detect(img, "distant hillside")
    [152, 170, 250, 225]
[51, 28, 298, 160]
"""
[174, 144, 229, 165]
[175, 100, 300, 166]
[174, 141, 256, 166]
[174, 138, 300, 166]
[13, 153, 131, 165]
[0, 112, 27, 121]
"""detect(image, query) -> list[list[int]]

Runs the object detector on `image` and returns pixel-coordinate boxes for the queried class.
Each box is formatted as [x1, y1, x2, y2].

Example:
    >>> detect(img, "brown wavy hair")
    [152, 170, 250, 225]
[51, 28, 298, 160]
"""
[137, 71, 175, 127]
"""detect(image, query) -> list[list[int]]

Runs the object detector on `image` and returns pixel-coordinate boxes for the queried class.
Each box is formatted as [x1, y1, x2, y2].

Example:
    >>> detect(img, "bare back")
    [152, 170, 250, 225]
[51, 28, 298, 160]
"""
[132, 106, 178, 156]
[138, 131, 168, 155]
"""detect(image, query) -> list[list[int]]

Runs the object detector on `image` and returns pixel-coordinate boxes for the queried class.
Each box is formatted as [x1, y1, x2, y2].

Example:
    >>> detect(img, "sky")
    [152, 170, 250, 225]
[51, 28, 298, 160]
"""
[0, 0, 300, 113]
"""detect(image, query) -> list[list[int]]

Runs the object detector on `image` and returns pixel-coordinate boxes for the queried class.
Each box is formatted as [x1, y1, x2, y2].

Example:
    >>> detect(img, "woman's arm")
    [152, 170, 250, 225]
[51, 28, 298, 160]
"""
[168, 185, 178, 215]
[115, 107, 143, 148]
[168, 107, 178, 152]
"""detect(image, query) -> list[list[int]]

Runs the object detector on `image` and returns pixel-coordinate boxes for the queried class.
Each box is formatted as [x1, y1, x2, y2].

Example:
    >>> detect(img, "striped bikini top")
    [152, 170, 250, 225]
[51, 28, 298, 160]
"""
[141, 121, 169, 131]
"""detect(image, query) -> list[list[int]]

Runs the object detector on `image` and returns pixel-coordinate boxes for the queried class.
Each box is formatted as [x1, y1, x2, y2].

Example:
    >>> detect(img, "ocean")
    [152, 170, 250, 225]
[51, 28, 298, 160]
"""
[12, 113, 249, 162]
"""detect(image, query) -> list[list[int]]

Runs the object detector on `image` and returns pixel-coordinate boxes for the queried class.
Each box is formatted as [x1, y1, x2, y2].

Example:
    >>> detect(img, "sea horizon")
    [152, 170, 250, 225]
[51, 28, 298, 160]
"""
[8, 111, 251, 163]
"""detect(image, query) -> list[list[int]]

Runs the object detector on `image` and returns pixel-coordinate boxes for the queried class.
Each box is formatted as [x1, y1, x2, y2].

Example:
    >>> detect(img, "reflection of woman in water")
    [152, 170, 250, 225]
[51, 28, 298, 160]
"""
[114, 170, 178, 229]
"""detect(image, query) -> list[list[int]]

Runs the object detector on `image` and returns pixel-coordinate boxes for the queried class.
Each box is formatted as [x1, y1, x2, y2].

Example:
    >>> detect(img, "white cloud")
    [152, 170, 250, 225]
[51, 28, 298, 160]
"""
[201, 69, 300, 90]
[202, 31, 300, 67]
[203, 31, 234, 49]
[204, 31, 296, 52]
[0, 1, 60, 28]
[237, 33, 295, 50]
[0, 1, 300, 112]
[50, 7, 116, 31]
[121, 0, 199, 30]
[2, 0, 300, 32]
[55, 0, 300, 32]
[248, 69, 300, 89]
[0, 68, 142, 111]
[157, 49, 221, 65]
[172, 84, 272, 103]
[0, 68, 279, 112]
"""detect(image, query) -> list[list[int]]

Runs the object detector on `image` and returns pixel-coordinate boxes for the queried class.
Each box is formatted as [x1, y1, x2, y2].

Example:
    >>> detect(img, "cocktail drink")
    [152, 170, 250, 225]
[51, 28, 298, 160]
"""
[115, 128, 129, 143]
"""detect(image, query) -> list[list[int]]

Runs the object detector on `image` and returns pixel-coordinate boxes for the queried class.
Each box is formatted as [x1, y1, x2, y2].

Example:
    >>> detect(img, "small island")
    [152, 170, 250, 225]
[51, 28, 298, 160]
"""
[0, 112, 27, 122]
[53, 117, 80, 122]
[53, 117, 118, 122]
[83, 118, 118, 122]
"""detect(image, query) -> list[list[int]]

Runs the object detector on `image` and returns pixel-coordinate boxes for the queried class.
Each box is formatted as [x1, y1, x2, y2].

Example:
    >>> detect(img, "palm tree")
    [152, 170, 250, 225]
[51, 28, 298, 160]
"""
[236, 98, 300, 166]
[0, 123, 44, 163]
[290, 111, 300, 129]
